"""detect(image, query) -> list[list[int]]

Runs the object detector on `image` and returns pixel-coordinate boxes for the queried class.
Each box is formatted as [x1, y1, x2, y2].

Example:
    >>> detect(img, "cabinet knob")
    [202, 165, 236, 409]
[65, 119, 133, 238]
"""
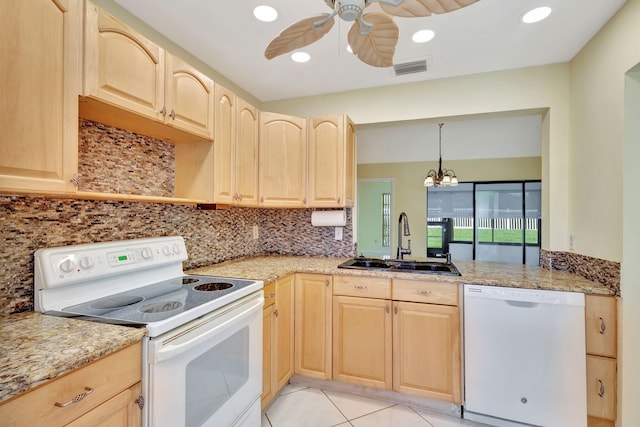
[274, 309, 279, 317]
[169, 109, 176, 120]
[160, 106, 166, 116]
[598, 379, 605, 397]
[599, 317, 607, 334]
[325, 280, 329, 287]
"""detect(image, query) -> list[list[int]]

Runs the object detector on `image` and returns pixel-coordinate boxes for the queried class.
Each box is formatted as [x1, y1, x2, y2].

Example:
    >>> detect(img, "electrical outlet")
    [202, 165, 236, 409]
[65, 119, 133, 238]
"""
[335, 226, 343, 241]
[569, 235, 575, 251]
[252, 225, 259, 240]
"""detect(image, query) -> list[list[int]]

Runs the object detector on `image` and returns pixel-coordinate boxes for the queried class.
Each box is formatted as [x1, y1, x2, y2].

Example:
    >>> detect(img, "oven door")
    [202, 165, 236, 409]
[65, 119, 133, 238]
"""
[145, 291, 263, 427]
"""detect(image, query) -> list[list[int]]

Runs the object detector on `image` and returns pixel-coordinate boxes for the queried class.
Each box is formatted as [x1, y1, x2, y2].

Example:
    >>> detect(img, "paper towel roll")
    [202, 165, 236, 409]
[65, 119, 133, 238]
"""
[311, 210, 346, 227]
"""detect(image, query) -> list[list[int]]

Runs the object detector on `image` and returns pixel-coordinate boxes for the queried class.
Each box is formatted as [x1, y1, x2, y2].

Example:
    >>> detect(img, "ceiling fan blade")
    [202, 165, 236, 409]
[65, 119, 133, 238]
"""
[380, 0, 478, 18]
[348, 13, 398, 67]
[265, 14, 335, 60]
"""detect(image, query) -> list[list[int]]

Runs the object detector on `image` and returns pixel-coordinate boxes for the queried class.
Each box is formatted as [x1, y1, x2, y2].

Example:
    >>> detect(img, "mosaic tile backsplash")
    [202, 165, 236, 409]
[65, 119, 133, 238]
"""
[0, 196, 354, 314]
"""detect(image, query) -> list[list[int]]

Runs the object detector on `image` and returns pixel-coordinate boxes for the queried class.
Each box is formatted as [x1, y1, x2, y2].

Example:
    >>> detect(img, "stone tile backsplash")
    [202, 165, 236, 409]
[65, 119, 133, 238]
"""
[0, 196, 354, 315]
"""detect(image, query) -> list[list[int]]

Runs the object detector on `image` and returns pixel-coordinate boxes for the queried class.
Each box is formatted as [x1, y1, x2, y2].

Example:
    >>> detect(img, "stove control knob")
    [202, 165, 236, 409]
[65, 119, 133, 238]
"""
[141, 248, 153, 259]
[162, 246, 171, 256]
[172, 244, 181, 254]
[59, 258, 77, 273]
[79, 256, 94, 269]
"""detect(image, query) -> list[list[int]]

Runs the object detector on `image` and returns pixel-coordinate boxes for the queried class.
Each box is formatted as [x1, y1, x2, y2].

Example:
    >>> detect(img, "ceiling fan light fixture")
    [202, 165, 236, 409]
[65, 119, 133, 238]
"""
[522, 6, 552, 24]
[412, 29, 435, 43]
[253, 5, 278, 22]
[346, 44, 353, 53]
[291, 51, 311, 63]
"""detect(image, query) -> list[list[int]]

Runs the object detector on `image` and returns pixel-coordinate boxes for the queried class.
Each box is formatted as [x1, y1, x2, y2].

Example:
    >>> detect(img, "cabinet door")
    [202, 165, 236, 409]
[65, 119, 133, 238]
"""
[308, 116, 345, 207]
[165, 54, 214, 140]
[213, 84, 236, 203]
[332, 296, 392, 389]
[275, 275, 295, 390]
[1, 0, 79, 194]
[295, 274, 332, 379]
[392, 301, 461, 403]
[261, 304, 276, 409]
[65, 382, 142, 427]
[343, 116, 356, 207]
[83, 5, 164, 122]
[235, 98, 259, 206]
[259, 112, 307, 207]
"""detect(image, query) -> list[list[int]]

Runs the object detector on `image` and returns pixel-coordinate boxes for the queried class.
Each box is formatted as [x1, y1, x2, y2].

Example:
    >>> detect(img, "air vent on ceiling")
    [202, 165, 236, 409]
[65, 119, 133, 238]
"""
[393, 59, 428, 76]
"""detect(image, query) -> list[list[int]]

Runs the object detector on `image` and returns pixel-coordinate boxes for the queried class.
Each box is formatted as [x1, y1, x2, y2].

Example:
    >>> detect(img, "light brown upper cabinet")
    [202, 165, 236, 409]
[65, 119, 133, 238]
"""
[259, 112, 307, 207]
[213, 84, 259, 205]
[308, 115, 356, 208]
[1, 0, 80, 195]
[80, 3, 214, 143]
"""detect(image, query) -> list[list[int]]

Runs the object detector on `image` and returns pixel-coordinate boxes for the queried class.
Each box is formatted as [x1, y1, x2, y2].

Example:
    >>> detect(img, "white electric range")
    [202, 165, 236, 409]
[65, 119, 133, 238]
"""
[34, 236, 264, 427]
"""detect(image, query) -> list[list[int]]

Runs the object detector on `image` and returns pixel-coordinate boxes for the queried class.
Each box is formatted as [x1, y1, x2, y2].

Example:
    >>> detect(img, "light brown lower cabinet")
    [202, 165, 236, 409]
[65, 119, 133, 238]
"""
[332, 295, 393, 389]
[0, 343, 142, 426]
[585, 294, 617, 427]
[294, 274, 332, 379]
[392, 301, 461, 404]
[261, 275, 294, 409]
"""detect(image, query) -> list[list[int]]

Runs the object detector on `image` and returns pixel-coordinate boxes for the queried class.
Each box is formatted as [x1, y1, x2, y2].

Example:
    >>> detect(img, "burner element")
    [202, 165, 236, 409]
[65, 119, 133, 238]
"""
[195, 282, 234, 292]
[182, 277, 201, 285]
[91, 296, 144, 309]
[141, 301, 183, 313]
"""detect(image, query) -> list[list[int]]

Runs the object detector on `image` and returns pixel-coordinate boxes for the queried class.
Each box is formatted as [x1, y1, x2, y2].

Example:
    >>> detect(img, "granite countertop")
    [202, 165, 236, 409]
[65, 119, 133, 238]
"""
[1, 255, 611, 405]
[189, 256, 613, 295]
[0, 312, 146, 404]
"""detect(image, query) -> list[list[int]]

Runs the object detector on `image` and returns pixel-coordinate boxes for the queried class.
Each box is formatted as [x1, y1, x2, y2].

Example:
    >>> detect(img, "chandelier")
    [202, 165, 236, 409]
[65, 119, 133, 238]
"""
[423, 123, 459, 187]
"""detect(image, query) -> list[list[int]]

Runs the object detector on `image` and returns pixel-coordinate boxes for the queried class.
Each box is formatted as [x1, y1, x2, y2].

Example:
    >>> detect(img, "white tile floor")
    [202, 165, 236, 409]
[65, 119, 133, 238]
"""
[262, 384, 491, 427]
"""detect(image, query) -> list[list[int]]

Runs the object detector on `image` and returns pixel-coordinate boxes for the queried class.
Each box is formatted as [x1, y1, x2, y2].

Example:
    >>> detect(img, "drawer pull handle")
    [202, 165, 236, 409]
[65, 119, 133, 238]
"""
[55, 387, 93, 408]
[354, 285, 367, 290]
[266, 293, 275, 299]
[598, 379, 605, 397]
[417, 290, 432, 295]
[599, 317, 606, 334]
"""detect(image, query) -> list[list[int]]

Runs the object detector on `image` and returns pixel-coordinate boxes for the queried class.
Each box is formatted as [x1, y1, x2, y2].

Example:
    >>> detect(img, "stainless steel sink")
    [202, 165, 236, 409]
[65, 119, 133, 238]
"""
[338, 257, 461, 276]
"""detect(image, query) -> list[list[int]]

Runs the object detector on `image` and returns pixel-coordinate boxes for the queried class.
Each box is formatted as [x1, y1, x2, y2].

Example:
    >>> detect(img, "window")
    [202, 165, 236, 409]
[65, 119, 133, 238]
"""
[427, 181, 541, 265]
[381, 193, 391, 248]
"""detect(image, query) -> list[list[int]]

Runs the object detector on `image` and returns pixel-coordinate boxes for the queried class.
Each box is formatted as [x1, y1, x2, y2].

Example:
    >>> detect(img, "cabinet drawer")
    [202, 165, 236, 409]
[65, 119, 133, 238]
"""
[0, 343, 141, 426]
[263, 281, 276, 308]
[333, 275, 391, 299]
[392, 279, 458, 306]
[585, 295, 617, 357]
[586, 355, 616, 421]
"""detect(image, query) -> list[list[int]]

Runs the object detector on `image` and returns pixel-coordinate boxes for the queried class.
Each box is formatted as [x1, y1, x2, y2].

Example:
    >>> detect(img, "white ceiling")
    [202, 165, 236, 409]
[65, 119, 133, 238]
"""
[112, 0, 626, 103]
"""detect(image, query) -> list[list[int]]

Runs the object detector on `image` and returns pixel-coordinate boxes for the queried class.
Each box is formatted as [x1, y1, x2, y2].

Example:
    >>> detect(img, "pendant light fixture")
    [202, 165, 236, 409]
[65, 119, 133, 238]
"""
[424, 123, 459, 187]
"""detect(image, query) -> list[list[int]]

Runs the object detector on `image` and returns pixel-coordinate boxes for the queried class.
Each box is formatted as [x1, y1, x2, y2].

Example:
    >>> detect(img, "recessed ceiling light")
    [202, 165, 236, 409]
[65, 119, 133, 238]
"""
[291, 51, 310, 63]
[412, 29, 435, 43]
[253, 5, 278, 22]
[522, 6, 552, 23]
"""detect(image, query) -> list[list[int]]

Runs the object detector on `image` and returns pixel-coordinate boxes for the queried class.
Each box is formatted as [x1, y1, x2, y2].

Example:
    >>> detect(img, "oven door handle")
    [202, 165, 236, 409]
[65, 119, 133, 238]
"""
[152, 296, 263, 363]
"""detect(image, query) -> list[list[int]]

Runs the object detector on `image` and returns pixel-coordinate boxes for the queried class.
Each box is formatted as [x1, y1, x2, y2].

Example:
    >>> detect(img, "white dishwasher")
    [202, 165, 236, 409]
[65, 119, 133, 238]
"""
[463, 285, 587, 427]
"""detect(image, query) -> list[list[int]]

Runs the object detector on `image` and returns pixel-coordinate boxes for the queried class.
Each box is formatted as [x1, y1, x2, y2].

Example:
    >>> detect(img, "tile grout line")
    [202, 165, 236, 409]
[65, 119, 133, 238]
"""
[409, 405, 437, 427]
[321, 389, 353, 426]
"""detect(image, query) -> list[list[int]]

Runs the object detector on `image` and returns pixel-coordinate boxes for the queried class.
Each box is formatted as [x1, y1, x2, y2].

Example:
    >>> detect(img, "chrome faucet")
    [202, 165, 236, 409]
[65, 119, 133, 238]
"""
[396, 212, 411, 260]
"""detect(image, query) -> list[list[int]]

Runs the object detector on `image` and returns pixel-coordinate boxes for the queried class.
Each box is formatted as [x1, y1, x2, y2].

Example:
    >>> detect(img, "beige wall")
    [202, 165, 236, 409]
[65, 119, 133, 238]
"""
[264, 65, 570, 254]
[358, 157, 541, 258]
[569, 0, 640, 424]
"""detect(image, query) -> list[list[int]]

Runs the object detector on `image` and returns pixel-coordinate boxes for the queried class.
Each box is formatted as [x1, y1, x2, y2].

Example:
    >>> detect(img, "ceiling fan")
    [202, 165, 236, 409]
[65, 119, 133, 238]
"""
[265, 0, 479, 68]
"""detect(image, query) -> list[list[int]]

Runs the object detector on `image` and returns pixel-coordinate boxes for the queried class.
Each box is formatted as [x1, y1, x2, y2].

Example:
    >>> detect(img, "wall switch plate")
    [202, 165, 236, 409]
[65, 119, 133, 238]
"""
[335, 226, 343, 240]
[252, 225, 259, 240]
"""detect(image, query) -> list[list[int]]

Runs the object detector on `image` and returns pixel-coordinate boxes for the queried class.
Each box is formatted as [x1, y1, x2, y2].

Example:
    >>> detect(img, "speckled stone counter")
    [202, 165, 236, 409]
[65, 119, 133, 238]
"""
[0, 312, 146, 403]
[189, 256, 613, 295]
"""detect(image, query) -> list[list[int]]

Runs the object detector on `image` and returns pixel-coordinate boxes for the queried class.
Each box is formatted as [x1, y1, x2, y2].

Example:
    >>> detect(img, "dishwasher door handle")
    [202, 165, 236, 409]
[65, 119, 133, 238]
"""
[505, 300, 539, 308]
